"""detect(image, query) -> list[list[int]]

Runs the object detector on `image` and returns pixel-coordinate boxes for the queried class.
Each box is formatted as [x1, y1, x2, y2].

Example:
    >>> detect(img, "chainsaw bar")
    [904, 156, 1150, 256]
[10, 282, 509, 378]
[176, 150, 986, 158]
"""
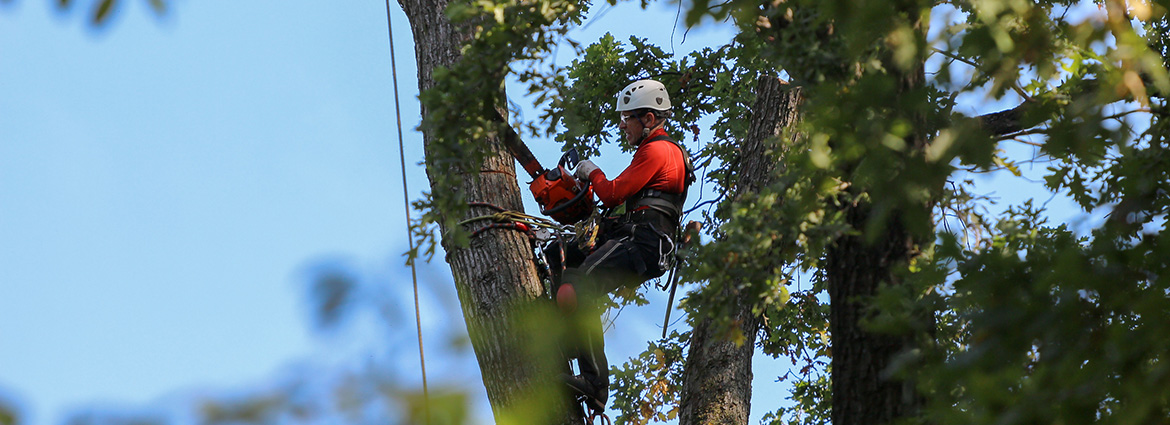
[491, 113, 595, 224]
[494, 113, 545, 179]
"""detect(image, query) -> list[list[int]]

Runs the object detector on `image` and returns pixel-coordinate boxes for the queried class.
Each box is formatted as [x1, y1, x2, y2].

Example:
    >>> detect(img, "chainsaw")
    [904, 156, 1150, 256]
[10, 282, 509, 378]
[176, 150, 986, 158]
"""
[497, 119, 595, 225]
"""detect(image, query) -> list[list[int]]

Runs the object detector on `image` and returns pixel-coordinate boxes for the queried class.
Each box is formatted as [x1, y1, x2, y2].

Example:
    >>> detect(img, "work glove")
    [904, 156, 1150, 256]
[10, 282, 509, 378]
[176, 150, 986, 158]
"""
[574, 159, 599, 182]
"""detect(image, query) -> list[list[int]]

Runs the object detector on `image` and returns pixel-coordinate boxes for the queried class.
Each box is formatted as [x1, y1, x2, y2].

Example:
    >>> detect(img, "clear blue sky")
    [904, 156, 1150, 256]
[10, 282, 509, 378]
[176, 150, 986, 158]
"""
[1, 0, 422, 423]
[0, 1, 1101, 424]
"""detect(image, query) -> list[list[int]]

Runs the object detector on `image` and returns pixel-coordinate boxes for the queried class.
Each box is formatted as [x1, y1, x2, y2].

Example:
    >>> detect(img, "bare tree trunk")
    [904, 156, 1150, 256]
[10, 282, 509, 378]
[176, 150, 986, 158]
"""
[679, 77, 802, 425]
[397, 0, 575, 422]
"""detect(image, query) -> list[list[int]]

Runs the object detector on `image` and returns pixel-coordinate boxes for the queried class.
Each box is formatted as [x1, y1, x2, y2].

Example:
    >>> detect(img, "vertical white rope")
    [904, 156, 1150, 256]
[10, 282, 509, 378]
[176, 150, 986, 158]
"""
[383, 2, 430, 423]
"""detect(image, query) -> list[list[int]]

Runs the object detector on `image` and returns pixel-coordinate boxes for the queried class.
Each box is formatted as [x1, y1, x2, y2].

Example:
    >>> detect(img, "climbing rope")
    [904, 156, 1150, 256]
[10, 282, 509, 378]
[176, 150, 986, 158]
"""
[462, 203, 562, 229]
[384, 1, 429, 423]
[462, 202, 607, 262]
[464, 202, 568, 240]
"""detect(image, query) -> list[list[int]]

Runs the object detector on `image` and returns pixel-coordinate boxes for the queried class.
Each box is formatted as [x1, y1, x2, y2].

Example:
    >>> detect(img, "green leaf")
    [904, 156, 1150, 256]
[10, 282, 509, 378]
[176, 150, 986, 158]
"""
[91, 0, 115, 25]
[148, 0, 166, 14]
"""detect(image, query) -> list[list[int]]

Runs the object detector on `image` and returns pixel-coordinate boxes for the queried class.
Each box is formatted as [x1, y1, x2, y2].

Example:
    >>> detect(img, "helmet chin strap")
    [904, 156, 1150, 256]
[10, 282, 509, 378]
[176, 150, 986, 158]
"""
[634, 114, 653, 146]
[634, 125, 653, 146]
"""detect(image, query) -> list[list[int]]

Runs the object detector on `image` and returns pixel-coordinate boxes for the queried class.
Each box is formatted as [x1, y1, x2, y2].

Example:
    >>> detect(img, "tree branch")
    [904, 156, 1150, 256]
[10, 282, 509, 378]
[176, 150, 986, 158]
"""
[965, 68, 1167, 135]
[975, 101, 1034, 136]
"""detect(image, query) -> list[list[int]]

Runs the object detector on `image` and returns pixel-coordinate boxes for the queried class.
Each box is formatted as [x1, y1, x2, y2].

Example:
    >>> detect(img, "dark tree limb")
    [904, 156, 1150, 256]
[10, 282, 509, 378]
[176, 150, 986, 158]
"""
[976, 101, 1033, 137]
[974, 75, 1166, 137]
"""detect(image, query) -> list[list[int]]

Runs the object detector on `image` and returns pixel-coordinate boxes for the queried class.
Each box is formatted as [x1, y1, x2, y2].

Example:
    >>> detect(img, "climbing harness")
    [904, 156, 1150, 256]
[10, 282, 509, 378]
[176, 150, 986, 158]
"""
[574, 205, 605, 252]
[623, 134, 696, 221]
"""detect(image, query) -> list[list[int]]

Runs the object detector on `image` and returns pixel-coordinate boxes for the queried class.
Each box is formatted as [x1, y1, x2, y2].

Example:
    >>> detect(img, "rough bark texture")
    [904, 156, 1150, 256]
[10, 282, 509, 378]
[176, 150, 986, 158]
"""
[978, 102, 1031, 136]
[397, 0, 573, 422]
[826, 210, 923, 425]
[679, 77, 802, 425]
[826, 13, 930, 425]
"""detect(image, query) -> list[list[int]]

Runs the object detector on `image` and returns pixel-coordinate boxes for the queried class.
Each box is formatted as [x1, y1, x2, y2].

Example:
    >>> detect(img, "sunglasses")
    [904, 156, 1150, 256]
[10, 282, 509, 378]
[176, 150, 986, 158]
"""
[618, 113, 643, 124]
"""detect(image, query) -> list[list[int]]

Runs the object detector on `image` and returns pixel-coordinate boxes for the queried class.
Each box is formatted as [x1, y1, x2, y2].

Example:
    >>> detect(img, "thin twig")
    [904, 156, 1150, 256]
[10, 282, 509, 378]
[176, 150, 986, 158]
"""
[994, 126, 1050, 141]
[1010, 137, 1045, 148]
[931, 47, 1035, 101]
[932, 47, 977, 67]
[1103, 107, 1153, 121]
[684, 196, 724, 216]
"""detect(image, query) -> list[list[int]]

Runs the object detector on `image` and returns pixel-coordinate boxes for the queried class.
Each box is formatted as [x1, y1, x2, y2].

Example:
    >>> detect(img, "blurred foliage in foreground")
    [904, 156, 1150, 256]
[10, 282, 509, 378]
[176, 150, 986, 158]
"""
[3, 256, 474, 425]
[0, 0, 168, 27]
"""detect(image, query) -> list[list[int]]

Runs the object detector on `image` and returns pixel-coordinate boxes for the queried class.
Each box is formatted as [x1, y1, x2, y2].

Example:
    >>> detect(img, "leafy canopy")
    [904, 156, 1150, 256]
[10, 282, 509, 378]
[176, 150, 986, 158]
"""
[416, 0, 1170, 422]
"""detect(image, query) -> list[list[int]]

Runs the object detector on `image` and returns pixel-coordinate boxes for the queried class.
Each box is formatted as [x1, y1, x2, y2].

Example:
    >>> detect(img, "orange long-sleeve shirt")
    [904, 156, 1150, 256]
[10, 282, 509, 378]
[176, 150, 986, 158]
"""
[587, 128, 688, 208]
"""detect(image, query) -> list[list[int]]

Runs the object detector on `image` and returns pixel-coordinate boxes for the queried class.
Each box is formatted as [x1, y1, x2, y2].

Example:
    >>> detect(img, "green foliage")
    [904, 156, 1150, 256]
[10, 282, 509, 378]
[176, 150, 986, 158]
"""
[759, 290, 832, 425]
[556, 34, 677, 156]
[1044, 99, 1170, 230]
[0, 396, 17, 425]
[416, 0, 1170, 422]
[763, 373, 831, 425]
[924, 202, 1170, 424]
[687, 159, 848, 329]
[406, 390, 471, 425]
[670, 0, 1170, 424]
[51, 0, 167, 26]
[22, 0, 1170, 422]
[759, 290, 830, 365]
[554, 35, 764, 158]
[610, 332, 689, 424]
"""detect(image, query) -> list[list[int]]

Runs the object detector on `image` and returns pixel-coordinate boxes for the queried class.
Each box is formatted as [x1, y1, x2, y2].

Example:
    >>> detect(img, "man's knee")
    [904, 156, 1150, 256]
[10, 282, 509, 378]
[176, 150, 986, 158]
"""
[555, 283, 578, 313]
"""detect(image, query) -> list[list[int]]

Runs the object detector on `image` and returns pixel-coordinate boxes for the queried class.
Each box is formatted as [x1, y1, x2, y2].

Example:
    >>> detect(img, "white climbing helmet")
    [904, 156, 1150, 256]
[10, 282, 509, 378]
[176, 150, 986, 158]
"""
[616, 79, 672, 112]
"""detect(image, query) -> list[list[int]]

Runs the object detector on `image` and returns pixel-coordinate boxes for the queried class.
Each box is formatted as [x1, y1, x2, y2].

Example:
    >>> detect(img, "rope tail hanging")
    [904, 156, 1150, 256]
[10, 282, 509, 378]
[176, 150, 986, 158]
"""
[384, 1, 430, 423]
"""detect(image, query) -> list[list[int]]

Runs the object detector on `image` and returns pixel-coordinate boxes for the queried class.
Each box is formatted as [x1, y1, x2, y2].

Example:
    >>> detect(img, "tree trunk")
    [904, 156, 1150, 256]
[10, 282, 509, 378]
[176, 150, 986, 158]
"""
[826, 211, 923, 425]
[397, 0, 574, 422]
[679, 77, 802, 425]
[826, 12, 930, 425]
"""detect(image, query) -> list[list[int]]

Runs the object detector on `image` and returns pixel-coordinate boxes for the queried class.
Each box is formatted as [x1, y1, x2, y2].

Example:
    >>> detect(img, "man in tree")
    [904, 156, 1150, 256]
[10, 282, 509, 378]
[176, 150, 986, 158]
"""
[557, 78, 693, 414]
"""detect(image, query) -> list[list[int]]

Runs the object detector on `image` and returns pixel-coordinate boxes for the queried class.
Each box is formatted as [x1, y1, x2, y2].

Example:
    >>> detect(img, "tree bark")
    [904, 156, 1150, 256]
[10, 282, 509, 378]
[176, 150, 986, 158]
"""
[972, 75, 1168, 137]
[397, 0, 574, 422]
[679, 77, 802, 425]
[826, 12, 930, 425]
[977, 101, 1032, 137]
[826, 210, 924, 425]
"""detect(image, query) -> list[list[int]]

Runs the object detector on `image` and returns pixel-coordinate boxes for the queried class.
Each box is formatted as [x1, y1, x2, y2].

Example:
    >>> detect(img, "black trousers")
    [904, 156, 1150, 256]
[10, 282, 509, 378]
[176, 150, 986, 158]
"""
[559, 212, 674, 394]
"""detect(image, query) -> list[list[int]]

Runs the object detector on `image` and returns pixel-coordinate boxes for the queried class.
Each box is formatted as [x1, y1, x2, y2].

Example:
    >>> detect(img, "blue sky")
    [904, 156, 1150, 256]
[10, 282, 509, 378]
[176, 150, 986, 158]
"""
[1, 0, 422, 423]
[0, 0, 1108, 424]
